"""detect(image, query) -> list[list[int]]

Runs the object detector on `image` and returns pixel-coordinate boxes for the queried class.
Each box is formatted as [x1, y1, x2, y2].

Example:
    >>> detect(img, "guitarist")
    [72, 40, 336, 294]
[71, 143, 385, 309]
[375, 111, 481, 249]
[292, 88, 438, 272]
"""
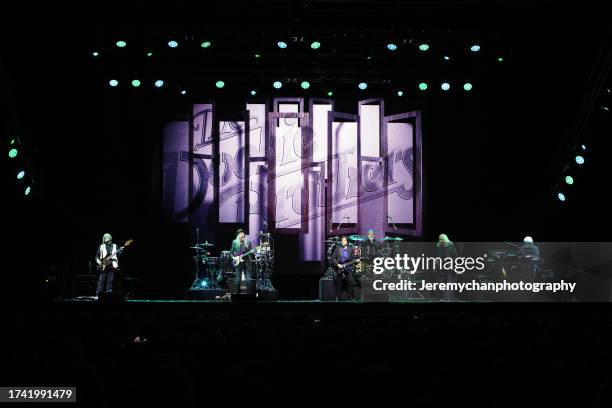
[331, 236, 357, 301]
[94, 233, 124, 296]
[230, 229, 253, 294]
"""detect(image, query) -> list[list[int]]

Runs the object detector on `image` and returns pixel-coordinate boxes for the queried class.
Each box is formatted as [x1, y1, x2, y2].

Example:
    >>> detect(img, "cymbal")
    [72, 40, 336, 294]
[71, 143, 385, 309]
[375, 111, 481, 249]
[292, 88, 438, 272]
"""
[197, 242, 214, 247]
[349, 235, 366, 242]
[383, 236, 404, 241]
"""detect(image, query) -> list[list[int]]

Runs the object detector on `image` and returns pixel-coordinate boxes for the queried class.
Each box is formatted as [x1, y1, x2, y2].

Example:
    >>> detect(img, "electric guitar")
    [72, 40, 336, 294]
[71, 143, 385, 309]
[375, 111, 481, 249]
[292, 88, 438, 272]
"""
[232, 248, 256, 267]
[334, 258, 361, 278]
[97, 239, 133, 271]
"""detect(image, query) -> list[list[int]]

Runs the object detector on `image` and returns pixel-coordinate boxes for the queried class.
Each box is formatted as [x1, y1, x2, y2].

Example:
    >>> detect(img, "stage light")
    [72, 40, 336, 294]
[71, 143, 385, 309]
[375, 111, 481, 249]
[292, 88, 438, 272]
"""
[216, 80, 225, 89]
[301, 81, 310, 89]
[250, 90, 257, 96]
[116, 40, 127, 48]
[200, 280, 208, 288]
[470, 44, 481, 52]
[565, 175, 574, 185]
[311, 41, 321, 50]
[358, 82, 367, 90]
[327, 91, 333, 97]
[443, 55, 450, 61]
[277, 41, 287, 49]
[109, 79, 119, 87]
[463, 82, 473, 91]
[602, 105, 610, 111]
[557, 192, 566, 202]
[180, 90, 187, 95]
[387, 43, 397, 51]
[575, 155, 585, 165]
[418, 43, 429, 51]
[397, 90, 404, 96]
[154, 80, 164, 88]
[168, 40, 178, 48]
[131, 79, 141, 87]
[418, 82, 428, 91]
[254, 53, 261, 58]
[25, 186, 31, 196]
[9, 148, 18, 159]
[580, 144, 587, 151]
[91, 51, 99, 57]
[17, 170, 25, 180]
[441, 82, 450, 91]
[201, 41, 211, 48]
[273, 81, 282, 89]
[497, 56, 504, 62]
[146, 51, 153, 57]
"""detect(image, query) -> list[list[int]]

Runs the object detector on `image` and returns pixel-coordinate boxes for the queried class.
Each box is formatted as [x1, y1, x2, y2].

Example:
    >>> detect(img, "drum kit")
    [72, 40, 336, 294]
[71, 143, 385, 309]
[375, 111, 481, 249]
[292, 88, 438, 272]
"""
[190, 232, 275, 291]
[190, 241, 223, 289]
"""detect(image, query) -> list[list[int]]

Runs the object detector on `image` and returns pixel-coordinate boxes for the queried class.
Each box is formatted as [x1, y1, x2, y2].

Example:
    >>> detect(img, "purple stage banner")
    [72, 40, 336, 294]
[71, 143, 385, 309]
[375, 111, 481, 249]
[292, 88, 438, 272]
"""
[162, 98, 422, 261]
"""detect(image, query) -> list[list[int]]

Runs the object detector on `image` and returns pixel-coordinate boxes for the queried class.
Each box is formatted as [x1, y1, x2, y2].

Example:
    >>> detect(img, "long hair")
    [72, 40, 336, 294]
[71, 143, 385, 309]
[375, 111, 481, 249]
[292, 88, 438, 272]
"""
[102, 233, 112, 244]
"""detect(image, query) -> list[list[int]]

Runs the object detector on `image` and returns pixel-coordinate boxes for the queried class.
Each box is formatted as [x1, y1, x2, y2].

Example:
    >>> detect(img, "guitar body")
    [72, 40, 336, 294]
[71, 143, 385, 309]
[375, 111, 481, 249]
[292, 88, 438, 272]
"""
[334, 258, 360, 279]
[96, 239, 133, 272]
[232, 248, 255, 267]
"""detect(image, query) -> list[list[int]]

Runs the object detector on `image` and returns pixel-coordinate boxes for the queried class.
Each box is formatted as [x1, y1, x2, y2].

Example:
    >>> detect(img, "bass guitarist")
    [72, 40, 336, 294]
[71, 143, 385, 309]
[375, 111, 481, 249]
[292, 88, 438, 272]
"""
[94, 233, 131, 297]
[331, 236, 358, 301]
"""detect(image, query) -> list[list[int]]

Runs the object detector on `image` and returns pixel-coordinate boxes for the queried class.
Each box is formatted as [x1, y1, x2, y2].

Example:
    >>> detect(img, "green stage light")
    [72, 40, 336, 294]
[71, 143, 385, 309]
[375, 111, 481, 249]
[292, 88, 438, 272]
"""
[418, 82, 428, 91]
[25, 186, 31, 196]
[463, 83, 473, 91]
[311, 41, 321, 50]
[116, 40, 127, 48]
[9, 148, 18, 158]
[565, 175, 574, 185]
[327, 91, 333, 97]
[301, 81, 310, 89]
[418, 43, 429, 51]
[201, 41, 211, 48]
[216, 80, 225, 89]
[131, 79, 141, 87]
[17, 170, 25, 180]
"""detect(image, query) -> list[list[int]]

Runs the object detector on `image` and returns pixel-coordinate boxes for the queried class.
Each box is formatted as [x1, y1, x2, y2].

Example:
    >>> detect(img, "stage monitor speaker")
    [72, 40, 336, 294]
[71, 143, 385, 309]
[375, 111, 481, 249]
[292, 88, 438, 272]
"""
[228, 279, 256, 294]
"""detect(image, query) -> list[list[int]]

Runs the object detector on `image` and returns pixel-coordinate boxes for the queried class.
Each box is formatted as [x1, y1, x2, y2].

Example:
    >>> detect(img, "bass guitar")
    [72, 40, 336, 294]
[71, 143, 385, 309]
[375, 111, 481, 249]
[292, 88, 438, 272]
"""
[97, 239, 134, 271]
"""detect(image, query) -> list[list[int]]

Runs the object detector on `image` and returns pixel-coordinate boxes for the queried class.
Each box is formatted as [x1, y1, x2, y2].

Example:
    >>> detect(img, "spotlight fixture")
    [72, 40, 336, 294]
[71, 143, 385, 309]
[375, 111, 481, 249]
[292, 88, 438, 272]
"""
[358, 82, 368, 90]
[418, 82, 428, 91]
[301, 81, 310, 89]
[277, 41, 287, 49]
[273, 81, 282, 89]
[470, 44, 481, 52]
[215, 80, 225, 89]
[201, 41, 211, 48]
[131, 79, 141, 87]
[115, 40, 127, 48]
[418, 43, 429, 51]
[387, 43, 397, 51]
[168, 40, 178, 48]
[441, 82, 450, 91]
[311, 41, 321, 50]
[154, 80, 164, 88]
[109, 79, 119, 87]
[463, 83, 473, 91]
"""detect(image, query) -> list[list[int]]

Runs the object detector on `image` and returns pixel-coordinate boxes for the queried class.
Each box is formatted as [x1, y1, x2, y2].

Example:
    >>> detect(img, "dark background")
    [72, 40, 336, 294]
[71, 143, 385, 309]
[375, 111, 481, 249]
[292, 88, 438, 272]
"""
[3, 1, 611, 299]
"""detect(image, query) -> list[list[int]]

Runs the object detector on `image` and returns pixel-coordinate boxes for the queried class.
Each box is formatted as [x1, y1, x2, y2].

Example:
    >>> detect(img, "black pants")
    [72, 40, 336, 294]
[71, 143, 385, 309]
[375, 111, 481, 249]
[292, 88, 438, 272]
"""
[234, 261, 251, 294]
[334, 272, 355, 300]
[96, 267, 116, 295]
